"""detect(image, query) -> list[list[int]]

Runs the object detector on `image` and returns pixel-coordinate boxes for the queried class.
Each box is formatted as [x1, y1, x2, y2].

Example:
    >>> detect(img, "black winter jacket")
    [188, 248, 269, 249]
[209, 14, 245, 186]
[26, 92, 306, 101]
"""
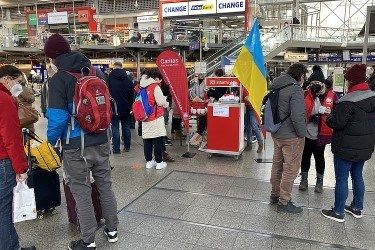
[108, 69, 134, 118]
[327, 90, 375, 162]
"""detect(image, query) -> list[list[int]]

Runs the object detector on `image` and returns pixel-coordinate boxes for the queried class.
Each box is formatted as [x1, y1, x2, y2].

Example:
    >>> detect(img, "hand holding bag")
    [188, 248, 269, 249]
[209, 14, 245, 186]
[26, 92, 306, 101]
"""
[18, 103, 39, 128]
[13, 181, 37, 223]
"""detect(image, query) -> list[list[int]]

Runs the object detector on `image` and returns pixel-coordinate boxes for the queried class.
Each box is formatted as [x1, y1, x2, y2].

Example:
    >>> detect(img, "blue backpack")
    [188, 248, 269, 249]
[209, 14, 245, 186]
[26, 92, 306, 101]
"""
[132, 85, 156, 121]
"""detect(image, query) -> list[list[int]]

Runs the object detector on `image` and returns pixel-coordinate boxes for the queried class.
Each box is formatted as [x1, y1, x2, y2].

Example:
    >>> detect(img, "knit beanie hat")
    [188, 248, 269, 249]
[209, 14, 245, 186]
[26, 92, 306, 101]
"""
[44, 34, 71, 59]
[345, 64, 367, 85]
[308, 66, 325, 84]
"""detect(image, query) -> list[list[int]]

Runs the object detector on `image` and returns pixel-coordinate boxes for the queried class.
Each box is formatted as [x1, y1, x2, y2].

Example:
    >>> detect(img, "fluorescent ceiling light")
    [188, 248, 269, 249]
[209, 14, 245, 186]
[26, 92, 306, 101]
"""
[237, 15, 245, 18]
[219, 17, 228, 19]
[231, 24, 238, 27]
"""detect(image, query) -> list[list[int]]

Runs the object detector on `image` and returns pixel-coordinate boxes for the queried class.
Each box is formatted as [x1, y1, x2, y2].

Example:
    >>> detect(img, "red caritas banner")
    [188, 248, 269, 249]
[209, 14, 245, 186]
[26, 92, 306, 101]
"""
[156, 50, 189, 132]
[205, 77, 241, 87]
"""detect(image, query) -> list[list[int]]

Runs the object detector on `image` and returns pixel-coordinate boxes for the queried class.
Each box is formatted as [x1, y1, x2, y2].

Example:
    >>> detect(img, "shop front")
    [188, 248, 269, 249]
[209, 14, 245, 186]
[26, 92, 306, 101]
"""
[27, 7, 97, 45]
[160, 0, 250, 44]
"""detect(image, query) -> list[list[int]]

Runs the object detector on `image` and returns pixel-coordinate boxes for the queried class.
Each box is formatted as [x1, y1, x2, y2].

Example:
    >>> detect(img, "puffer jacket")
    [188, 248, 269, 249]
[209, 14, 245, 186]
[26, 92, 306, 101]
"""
[270, 73, 307, 139]
[47, 51, 108, 149]
[108, 68, 134, 118]
[327, 83, 375, 162]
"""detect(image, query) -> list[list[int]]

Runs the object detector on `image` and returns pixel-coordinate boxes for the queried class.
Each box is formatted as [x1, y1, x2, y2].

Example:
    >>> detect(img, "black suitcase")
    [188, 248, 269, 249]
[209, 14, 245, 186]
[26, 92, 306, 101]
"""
[27, 167, 61, 212]
[23, 129, 61, 216]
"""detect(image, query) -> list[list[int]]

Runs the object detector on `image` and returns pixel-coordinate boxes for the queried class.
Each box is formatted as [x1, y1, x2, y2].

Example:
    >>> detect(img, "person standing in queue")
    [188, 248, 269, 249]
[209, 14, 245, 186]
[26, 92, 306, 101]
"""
[108, 61, 134, 153]
[140, 70, 169, 170]
[322, 64, 375, 222]
[0, 65, 36, 250]
[44, 34, 118, 250]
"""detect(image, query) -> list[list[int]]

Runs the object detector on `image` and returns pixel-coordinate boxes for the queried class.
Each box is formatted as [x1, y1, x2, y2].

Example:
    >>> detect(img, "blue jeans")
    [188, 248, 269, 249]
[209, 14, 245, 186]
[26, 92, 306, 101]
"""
[333, 155, 365, 215]
[0, 159, 20, 250]
[111, 116, 131, 152]
[245, 107, 263, 144]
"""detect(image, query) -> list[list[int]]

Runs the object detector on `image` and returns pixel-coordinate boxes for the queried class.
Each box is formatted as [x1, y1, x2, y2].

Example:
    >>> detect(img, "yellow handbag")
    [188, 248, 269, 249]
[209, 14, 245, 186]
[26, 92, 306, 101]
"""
[24, 132, 61, 172]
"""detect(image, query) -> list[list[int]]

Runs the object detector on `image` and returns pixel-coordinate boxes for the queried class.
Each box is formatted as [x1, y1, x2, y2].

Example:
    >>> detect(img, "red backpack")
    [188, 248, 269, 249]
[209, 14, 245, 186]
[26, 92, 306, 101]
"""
[66, 67, 112, 134]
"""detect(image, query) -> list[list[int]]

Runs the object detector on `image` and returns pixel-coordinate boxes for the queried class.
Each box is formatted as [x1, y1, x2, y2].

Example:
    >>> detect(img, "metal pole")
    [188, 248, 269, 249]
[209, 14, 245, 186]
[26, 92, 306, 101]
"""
[73, 0, 77, 45]
[114, 0, 117, 32]
[362, 6, 371, 64]
[199, 25, 202, 62]
[1, 7, 4, 46]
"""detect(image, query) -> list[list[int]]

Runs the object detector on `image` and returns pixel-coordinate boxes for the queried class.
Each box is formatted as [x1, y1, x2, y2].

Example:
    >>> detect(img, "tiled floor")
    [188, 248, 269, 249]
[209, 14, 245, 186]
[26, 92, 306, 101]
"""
[118, 171, 374, 250]
[15, 98, 375, 249]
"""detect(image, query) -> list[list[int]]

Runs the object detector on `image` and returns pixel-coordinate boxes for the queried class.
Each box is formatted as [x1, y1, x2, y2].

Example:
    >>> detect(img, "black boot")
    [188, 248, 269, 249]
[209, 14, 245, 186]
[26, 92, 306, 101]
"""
[299, 172, 308, 191]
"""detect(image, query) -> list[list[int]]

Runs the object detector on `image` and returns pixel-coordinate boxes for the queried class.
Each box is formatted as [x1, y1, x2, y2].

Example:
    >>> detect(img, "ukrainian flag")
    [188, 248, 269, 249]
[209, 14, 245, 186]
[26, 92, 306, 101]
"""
[233, 19, 267, 117]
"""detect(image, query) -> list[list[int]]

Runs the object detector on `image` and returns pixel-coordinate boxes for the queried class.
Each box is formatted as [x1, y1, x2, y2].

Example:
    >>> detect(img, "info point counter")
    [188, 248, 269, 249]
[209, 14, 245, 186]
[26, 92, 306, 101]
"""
[205, 77, 245, 159]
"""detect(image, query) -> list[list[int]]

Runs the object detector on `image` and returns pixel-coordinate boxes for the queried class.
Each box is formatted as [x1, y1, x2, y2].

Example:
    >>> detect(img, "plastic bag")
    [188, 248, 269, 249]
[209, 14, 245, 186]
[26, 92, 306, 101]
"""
[13, 181, 37, 223]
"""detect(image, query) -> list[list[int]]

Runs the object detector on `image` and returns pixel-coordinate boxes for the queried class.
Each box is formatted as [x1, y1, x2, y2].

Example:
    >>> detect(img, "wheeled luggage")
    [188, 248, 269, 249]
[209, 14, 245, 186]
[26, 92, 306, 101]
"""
[23, 129, 61, 218]
[63, 179, 103, 227]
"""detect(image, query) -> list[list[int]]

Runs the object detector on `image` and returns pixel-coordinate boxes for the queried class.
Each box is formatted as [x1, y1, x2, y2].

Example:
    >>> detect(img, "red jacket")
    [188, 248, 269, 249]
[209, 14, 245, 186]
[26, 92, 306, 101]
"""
[0, 84, 28, 174]
[304, 89, 336, 145]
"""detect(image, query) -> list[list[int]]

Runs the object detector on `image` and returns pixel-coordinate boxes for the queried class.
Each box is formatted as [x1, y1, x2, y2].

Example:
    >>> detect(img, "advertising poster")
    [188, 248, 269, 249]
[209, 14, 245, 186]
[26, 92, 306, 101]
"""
[333, 67, 345, 93]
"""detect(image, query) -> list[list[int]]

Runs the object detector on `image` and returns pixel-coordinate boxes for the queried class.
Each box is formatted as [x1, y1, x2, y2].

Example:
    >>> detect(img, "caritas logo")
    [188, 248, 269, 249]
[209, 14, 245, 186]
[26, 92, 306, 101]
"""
[160, 58, 179, 66]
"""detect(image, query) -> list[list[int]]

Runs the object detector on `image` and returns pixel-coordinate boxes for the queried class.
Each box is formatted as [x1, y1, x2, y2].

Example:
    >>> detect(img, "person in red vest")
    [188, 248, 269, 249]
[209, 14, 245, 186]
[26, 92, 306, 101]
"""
[299, 66, 336, 193]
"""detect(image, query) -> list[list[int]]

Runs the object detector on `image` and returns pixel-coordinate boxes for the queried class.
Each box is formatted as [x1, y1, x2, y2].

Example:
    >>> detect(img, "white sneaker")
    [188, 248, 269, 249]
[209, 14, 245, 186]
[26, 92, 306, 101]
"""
[146, 160, 156, 169]
[156, 161, 167, 170]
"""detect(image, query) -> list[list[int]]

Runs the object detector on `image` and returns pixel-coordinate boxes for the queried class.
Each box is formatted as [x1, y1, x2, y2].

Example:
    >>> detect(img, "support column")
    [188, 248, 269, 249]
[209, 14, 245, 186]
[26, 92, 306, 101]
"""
[35, 4, 39, 46]
[73, 0, 77, 45]
[136, 50, 141, 80]
[362, 6, 372, 64]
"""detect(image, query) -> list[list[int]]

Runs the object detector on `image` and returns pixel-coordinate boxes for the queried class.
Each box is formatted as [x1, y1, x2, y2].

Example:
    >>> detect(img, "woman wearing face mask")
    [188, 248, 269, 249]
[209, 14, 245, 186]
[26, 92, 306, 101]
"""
[0, 65, 36, 250]
[299, 66, 335, 193]
[17, 75, 36, 132]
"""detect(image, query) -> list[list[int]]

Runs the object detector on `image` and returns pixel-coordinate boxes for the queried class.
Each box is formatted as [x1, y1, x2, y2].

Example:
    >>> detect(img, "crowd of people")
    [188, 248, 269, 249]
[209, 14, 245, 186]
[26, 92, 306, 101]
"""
[269, 63, 375, 221]
[0, 33, 374, 250]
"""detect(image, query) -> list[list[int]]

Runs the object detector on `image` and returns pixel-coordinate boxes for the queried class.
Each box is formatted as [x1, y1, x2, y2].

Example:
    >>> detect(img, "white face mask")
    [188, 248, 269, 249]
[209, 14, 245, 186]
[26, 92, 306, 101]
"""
[8, 82, 23, 97]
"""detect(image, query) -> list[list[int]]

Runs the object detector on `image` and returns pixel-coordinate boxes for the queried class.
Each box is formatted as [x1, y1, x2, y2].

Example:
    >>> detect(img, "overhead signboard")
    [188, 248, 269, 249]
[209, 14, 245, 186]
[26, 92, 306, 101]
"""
[189, 0, 217, 15]
[217, 0, 245, 13]
[162, 2, 189, 17]
[38, 13, 48, 25]
[284, 52, 308, 61]
[137, 15, 159, 23]
[48, 11, 69, 25]
[28, 14, 37, 26]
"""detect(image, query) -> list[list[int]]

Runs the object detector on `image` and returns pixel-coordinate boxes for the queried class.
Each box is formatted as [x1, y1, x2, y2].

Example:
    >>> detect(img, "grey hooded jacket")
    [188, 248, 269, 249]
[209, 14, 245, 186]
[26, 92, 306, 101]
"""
[270, 73, 307, 139]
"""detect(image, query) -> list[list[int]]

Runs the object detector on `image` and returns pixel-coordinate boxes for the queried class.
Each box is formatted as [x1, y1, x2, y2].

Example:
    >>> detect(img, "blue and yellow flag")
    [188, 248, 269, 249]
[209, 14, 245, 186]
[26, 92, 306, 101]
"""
[233, 19, 267, 117]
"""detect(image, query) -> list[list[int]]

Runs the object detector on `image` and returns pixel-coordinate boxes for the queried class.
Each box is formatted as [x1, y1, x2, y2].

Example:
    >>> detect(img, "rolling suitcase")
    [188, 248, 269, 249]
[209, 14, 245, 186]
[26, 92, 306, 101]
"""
[63, 179, 103, 228]
[23, 129, 61, 218]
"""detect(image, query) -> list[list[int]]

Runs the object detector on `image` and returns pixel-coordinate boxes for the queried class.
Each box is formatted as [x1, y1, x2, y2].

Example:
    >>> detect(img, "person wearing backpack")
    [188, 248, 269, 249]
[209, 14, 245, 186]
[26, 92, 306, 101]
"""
[269, 63, 307, 214]
[138, 69, 169, 170]
[321, 64, 375, 222]
[107, 61, 134, 153]
[44, 34, 118, 250]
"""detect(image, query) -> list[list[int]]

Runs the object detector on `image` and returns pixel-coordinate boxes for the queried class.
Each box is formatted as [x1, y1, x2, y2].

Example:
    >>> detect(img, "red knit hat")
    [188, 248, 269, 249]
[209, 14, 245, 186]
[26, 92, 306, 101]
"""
[44, 34, 71, 59]
[345, 64, 367, 85]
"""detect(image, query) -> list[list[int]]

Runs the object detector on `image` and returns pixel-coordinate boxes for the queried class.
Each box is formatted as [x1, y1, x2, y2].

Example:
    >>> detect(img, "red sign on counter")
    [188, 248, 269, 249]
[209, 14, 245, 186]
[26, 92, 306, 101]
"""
[205, 77, 241, 87]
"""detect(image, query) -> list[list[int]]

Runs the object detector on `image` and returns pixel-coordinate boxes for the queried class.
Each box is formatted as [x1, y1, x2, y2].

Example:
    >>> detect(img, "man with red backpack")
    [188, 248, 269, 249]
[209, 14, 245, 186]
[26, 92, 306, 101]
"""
[44, 34, 118, 250]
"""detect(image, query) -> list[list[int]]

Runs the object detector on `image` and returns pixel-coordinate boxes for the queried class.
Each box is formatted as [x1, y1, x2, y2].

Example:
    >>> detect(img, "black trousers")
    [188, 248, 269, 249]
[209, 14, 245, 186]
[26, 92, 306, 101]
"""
[301, 137, 326, 176]
[144, 137, 164, 163]
[197, 115, 207, 135]
[171, 117, 182, 133]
